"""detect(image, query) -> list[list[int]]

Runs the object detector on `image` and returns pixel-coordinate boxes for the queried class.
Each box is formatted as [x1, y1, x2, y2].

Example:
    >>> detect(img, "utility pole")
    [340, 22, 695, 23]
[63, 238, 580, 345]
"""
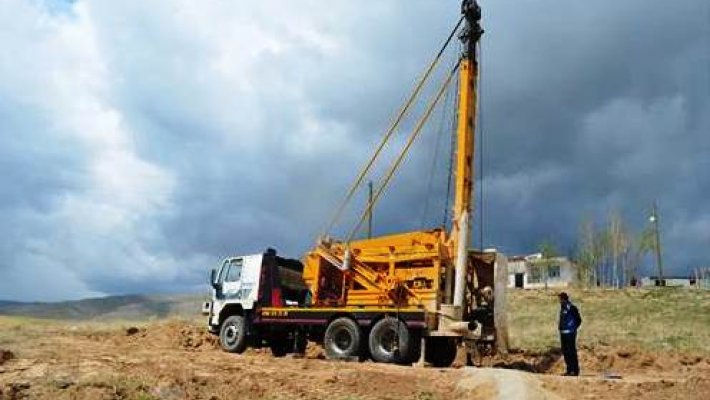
[367, 180, 373, 239]
[649, 201, 664, 286]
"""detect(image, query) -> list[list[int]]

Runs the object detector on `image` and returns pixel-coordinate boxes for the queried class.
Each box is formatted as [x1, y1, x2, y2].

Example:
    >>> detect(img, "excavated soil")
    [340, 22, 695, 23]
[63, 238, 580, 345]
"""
[480, 344, 710, 376]
[0, 321, 463, 400]
[477, 344, 710, 399]
[0, 321, 708, 399]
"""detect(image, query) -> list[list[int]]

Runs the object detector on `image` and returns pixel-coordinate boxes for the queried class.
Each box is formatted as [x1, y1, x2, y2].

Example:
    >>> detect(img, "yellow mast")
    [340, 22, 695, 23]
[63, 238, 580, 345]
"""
[302, 1, 486, 312]
[451, 0, 483, 307]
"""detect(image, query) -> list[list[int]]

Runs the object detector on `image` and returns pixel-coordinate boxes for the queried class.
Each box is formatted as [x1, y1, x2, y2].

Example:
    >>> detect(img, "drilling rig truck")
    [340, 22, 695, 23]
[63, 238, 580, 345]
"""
[203, 0, 508, 367]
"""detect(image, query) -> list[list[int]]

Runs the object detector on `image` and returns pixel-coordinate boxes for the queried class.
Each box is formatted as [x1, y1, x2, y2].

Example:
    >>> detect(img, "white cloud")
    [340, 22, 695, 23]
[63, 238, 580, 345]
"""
[0, 0, 388, 300]
[0, 0, 179, 300]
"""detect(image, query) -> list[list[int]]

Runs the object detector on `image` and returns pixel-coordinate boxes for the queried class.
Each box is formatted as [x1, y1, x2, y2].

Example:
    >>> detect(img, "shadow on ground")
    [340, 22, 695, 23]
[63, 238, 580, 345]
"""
[491, 347, 562, 373]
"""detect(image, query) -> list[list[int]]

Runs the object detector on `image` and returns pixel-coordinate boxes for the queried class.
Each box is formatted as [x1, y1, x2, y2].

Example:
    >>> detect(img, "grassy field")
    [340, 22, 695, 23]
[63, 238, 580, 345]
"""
[507, 287, 710, 354]
[3, 288, 708, 355]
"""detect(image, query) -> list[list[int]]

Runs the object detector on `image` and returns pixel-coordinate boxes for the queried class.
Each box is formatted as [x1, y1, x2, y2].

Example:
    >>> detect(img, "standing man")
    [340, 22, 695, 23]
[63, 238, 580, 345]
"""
[558, 292, 582, 376]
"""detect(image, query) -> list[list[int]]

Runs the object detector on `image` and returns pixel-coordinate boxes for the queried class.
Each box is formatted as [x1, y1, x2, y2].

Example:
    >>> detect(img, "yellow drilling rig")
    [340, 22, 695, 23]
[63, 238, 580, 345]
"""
[205, 0, 508, 367]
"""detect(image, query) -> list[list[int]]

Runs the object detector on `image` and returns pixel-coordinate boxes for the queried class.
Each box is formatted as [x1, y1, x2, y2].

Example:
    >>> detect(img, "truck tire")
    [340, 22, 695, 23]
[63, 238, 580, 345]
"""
[219, 315, 247, 353]
[324, 317, 361, 360]
[425, 337, 457, 368]
[269, 335, 291, 357]
[368, 317, 411, 364]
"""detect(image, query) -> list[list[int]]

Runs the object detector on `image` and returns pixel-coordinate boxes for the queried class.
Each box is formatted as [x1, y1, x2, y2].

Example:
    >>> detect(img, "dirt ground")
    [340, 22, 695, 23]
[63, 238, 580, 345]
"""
[482, 344, 710, 399]
[0, 319, 709, 400]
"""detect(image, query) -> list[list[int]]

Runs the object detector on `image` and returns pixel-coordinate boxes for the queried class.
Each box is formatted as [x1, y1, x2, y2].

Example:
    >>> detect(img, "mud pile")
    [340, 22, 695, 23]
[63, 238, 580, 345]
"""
[145, 322, 218, 351]
[112, 321, 219, 351]
[576, 344, 708, 375]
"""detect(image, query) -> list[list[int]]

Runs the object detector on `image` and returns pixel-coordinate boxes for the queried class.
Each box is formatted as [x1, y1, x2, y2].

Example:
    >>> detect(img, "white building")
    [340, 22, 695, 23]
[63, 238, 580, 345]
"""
[639, 276, 694, 288]
[507, 253, 577, 289]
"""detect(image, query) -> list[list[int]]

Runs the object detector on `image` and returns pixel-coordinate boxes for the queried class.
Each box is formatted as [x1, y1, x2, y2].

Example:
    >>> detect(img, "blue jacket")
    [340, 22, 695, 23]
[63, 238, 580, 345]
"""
[559, 301, 582, 334]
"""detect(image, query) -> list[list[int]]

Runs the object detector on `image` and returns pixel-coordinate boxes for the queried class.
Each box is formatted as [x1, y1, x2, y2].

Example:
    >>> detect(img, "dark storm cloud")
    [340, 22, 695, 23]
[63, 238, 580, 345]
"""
[0, 0, 707, 300]
[473, 0, 710, 272]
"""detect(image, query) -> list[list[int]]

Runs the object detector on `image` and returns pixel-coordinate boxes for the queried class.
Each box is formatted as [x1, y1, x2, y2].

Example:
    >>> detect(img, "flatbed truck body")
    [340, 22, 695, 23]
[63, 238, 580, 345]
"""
[205, 245, 506, 366]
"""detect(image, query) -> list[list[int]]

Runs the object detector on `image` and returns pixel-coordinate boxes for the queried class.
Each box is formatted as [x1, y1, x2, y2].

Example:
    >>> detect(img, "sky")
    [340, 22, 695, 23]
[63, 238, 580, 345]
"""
[0, 0, 708, 301]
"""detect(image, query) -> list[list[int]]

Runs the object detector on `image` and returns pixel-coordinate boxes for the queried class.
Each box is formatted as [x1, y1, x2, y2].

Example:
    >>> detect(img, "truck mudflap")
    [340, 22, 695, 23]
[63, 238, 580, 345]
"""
[255, 307, 426, 328]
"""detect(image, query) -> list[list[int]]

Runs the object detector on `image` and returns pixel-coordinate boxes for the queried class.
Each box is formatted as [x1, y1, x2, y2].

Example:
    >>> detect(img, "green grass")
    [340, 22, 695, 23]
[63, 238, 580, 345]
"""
[4, 288, 708, 357]
[507, 287, 710, 354]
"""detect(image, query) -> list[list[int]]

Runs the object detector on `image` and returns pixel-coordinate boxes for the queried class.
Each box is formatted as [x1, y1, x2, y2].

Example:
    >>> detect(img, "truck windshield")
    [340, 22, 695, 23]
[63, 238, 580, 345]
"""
[216, 258, 244, 284]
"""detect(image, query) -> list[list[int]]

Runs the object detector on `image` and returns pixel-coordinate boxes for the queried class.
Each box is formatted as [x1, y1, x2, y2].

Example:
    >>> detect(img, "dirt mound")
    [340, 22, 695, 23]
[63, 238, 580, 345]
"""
[113, 321, 218, 351]
[487, 345, 709, 377]
[541, 372, 710, 400]
[109, 322, 331, 357]
[485, 348, 564, 373]
[305, 342, 325, 359]
[577, 344, 709, 375]
[146, 322, 219, 351]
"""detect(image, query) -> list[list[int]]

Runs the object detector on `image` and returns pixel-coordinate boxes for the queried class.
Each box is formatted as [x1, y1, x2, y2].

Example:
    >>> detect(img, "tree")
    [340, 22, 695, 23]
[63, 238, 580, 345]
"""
[574, 210, 655, 289]
[575, 218, 596, 288]
[608, 210, 630, 288]
[595, 227, 611, 287]
[537, 240, 558, 290]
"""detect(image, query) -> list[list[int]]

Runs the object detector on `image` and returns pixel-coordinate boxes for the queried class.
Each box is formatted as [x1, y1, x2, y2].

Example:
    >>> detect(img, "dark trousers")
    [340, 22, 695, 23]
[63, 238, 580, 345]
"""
[560, 332, 579, 375]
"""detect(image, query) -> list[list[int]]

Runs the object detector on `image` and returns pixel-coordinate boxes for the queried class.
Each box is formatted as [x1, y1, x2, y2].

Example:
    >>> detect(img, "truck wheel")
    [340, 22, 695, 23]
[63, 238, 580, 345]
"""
[219, 315, 247, 353]
[368, 317, 411, 364]
[324, 317, 361, 360]
[269, 335, 291, 357]
[425, 337, 457, 368]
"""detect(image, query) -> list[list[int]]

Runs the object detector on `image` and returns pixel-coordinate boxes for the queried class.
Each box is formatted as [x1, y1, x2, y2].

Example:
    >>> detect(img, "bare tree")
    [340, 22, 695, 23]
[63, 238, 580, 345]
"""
[609, 210, 621, 288]
[595, 227, 611, 287]
[537, 240, 558, 290]
[575, 218, 596, 288]
[573, 210, 657, 288]
[608, 210, 631, 288]
[628, 226, 655, 285]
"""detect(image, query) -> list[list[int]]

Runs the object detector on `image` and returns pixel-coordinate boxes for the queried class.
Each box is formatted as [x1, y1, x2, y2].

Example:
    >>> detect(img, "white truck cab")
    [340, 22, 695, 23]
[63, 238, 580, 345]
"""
[205, 253, 264, 330]
[203, 249, 310, 355]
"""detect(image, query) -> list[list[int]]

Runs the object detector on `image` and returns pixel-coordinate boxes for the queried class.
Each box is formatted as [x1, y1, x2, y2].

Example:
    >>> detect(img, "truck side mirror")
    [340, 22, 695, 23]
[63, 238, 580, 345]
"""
[210, 269, 220, 289]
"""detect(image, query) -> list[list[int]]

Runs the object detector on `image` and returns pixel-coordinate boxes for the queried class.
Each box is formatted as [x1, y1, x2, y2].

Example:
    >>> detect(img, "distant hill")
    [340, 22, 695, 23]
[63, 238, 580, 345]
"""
[0, 294, 206, 321]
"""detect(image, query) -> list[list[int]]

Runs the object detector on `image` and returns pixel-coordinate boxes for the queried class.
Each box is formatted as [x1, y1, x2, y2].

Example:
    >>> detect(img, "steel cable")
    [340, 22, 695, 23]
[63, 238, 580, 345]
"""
[321, 16, 465, 238]
[347, 60, 462, 242]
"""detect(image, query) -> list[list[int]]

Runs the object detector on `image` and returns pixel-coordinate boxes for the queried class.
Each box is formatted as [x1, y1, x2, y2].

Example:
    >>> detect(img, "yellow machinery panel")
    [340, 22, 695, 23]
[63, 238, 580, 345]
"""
[303, 229, 452, 312]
